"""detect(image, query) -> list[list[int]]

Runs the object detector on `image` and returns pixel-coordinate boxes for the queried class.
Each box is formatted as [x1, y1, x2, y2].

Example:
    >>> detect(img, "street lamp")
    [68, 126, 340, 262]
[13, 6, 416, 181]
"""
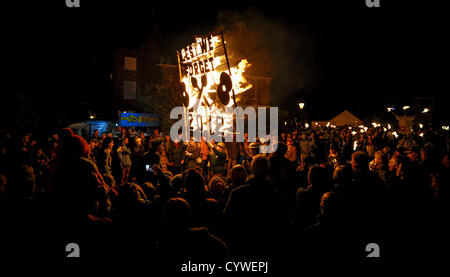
[402, 105, 410, 116]
[298, 102, 305, 127]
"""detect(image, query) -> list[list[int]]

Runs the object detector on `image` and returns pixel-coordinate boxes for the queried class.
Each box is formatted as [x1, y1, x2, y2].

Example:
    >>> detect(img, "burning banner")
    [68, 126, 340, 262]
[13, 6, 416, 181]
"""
[171, 32, 278, 153]
[176, 33, 252, 138]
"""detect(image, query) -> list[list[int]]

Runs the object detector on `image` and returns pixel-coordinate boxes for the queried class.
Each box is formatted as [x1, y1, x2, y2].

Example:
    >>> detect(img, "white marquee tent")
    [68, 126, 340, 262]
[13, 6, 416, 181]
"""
[330, 110, 363, 126]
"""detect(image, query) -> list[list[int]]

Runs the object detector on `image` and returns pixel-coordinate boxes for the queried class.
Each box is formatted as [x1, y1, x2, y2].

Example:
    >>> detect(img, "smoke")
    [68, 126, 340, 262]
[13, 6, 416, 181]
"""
[216, 8, 315, 106]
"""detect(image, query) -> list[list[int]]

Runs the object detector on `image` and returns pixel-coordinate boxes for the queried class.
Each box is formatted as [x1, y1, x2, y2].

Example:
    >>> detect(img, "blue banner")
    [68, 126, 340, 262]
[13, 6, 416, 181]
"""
[119, 113, 159, 127]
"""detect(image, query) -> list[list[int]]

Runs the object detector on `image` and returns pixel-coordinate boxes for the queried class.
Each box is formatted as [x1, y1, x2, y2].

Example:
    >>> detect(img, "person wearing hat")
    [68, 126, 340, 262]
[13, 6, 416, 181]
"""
[185, 138, 201, 170]
[209, 141, 227, 177]
[248, 142, 260, 157]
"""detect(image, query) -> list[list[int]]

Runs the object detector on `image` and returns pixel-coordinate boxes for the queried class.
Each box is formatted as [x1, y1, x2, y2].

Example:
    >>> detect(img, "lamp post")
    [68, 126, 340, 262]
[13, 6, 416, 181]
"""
[299, 102, 305, 127]
[402, 105, 410, 116]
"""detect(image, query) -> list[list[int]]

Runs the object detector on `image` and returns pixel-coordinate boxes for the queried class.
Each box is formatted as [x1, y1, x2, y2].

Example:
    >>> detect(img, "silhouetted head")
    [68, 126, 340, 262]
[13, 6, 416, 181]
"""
[61, 135, 90, 159]
[209, 176, 226, 195]
[333, 165, 353, 193]
[320, 191, 342, 221]
[162, 197, 191, 232]
[351, 151, 369, 172]
[251, 154, 269, 178]
[308, 165, 331, 194]
[117, 183, 148, 210]
[230, 164, 247, 187]
[183, 168, 206, 200]
[170, 174, 183, 195]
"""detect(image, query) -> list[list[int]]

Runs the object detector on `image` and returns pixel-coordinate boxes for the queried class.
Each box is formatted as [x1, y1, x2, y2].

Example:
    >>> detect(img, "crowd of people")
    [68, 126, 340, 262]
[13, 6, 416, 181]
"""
[0, 123, 449, 269]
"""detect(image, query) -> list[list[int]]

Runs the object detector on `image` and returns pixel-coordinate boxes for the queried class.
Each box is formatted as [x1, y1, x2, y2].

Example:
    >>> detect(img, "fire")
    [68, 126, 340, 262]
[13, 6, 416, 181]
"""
[180, 34, 252, 136]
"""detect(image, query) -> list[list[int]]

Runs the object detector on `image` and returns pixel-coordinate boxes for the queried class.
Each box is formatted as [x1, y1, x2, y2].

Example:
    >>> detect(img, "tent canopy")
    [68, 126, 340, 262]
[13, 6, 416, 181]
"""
[330, 110, 363, 126]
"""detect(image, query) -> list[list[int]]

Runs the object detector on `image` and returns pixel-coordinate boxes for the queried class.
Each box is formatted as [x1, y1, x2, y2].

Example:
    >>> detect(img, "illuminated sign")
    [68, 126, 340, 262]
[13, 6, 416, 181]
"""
[177, 33, 252, 135]
[119, 113, 159, 127]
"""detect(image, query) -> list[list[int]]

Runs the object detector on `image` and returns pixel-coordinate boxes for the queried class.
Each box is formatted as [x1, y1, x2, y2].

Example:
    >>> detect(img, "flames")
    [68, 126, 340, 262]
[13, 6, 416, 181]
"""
[180, 35, 252, 136]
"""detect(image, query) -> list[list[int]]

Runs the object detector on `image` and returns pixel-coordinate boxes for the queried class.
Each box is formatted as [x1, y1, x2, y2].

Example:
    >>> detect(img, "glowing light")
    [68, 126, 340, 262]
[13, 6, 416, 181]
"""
[402, 106, 410, 111]
[392, 131, 398, 138]
[419, 123, 423, 129]
[442, 126, 450, 131]
[299, 102, 305, 110]
[383, 127, 387, 132]
[419, 133, 424, 137]
[284, 121, 287, 125]
[348, 127, 352, 130]
[388, 124, 391, 130]
[305, 123, 310, 128]
[353, 141, 358, 151]
[179, 34, 252, 135]
[372, 122, 378, 127]
[326, 122, 330, 128]
[422, 108, 430, 113]
[360, 129, 365, 133]
[90, 115, 95, 119]
[351, 131, 357, 136]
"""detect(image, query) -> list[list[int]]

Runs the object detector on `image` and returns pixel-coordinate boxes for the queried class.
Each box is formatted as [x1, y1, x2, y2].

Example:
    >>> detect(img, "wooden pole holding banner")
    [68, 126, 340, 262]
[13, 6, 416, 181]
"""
[220, 30, 244, 161]
[220, 31, 237, 108]
[176, 50, 183, 82]
[177, 50, 190, 140]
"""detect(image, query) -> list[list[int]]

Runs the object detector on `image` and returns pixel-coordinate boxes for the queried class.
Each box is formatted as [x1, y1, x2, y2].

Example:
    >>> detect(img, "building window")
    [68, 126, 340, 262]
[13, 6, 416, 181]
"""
[124, 56, 137, 71]
[123, 81, 136, 100]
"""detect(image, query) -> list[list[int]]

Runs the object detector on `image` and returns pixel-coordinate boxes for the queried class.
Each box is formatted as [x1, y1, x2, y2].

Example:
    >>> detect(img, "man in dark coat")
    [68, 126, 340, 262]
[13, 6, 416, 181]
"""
[224, 154, 289, 254]
[209, 142, 227, 177]
[168, 139, 185, 174]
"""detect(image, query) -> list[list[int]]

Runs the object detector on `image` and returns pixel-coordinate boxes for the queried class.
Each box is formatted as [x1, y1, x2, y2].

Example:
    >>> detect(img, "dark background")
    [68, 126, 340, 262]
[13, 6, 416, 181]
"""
[1, 0, 447, 134]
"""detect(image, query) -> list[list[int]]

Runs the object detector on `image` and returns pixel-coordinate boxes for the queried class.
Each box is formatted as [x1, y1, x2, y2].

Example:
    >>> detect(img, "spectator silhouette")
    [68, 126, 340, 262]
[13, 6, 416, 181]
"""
[156, 197, 228, 270]
[47, 133, 110, 225]
[303, 192, 356, 262]
[350, 151, 388, 235]
[295, 165, 332, 231]
[229, 164, 247, 189]
[182, 168, 222, 233]
[224, 154, 289, 254]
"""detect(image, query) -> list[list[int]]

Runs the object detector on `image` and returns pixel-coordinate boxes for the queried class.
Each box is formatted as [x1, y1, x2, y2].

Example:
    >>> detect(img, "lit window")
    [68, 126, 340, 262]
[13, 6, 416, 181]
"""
[123, 81, 136, 100]
[124, 57, 137, 71]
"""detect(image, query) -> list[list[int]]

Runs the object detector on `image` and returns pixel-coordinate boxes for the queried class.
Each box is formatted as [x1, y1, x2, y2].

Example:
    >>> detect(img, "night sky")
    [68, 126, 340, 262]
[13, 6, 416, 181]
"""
[2, 0, 447, 133]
